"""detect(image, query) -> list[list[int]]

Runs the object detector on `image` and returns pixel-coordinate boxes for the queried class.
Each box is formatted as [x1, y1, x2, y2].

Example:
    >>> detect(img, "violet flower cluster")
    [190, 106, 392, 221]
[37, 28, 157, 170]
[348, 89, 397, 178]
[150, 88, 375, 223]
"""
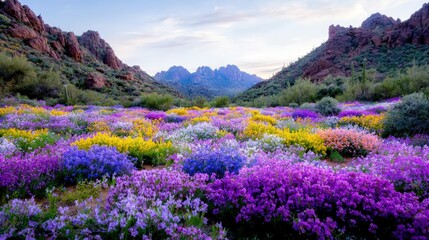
[183, 144, 246, 178]
[41, 170, 227, 239]
[63, 145, 136, 183]
[206, 160, 429, 239]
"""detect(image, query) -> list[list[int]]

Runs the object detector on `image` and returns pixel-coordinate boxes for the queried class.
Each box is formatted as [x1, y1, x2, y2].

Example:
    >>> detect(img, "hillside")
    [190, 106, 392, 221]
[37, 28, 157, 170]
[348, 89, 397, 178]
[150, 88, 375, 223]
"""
[0, 0, 180, 105]
[154, 65, 263, 99]
[237, 3, 429, 102]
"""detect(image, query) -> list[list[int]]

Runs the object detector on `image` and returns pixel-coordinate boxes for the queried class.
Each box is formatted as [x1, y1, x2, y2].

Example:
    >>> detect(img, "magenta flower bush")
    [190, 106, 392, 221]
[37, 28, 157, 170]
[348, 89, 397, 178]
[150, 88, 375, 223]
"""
[0, 139, 70, 198]
[145, 111, 167, 120]
[206, 161, 429, 239]
[354, 141, 429, 199]
[292, 109, 319, 119]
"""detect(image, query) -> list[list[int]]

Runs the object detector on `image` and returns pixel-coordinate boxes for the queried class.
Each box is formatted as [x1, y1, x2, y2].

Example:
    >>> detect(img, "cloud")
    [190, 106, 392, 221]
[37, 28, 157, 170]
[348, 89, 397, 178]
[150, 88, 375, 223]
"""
[165, 0, 415, 28]
[237, 61, 287, 79]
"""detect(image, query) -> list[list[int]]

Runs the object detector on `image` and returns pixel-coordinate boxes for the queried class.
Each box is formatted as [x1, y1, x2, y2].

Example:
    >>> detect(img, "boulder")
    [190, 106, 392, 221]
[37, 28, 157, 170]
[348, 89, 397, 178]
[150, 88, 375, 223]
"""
[85, 72, 107, 89]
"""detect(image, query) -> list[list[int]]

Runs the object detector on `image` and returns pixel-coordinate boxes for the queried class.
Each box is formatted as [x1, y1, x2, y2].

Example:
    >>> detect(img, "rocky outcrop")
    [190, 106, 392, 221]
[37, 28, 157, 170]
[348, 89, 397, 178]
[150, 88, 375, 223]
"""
[0, 1, 128, 65]
[64, 32, 82, 62]
[85, 72, 107, 89]
[8, 23, 37, 39]
[238, 3, 429, 101]
[79, 30, 122, 69]
[361, 13, 398, 31]
[116, 72, 135, 81]
[302, 4, 429, 81]
[27, 36, 60, 59]
[2, 0, 44, 33]
[386, 3, 429, 46]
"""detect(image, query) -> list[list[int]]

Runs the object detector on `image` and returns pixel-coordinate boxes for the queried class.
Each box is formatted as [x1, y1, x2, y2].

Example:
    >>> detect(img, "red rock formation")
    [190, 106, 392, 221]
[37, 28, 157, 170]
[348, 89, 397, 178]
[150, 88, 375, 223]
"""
[3, 0, 44, 33]
[85, 72, 107, 89]
[8, 23, 37, 39]
[79, 30, 123, 69]
[65, 32, 82, 62]
[116, 72, 135, 81]
[27, 36, 60, 59]
[303, 4, 429, 81]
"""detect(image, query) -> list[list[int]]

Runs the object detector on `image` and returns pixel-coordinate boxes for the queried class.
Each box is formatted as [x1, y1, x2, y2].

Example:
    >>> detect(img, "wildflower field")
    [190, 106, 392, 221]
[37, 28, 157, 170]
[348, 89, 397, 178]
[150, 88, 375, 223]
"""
[1, 99, 429, 239]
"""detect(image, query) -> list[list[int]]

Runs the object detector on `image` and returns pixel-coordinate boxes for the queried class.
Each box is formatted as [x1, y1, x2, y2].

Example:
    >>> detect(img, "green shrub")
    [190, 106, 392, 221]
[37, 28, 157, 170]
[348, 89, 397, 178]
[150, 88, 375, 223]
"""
[280, 78, 319, 105]
[329, 150, 345, 163]
[288, 103, 298, 108]
[0, 52, 37, 97]
[383, 93, 429, 137]
[192, 96, 208, 108]
[60, 180, 102, 204]
[300, 102, 316, 111]
[140, 93, 174, 111]
[16, 70, 63, 99]
[315, 97, 341, 116]
[211, 96, 230, 108]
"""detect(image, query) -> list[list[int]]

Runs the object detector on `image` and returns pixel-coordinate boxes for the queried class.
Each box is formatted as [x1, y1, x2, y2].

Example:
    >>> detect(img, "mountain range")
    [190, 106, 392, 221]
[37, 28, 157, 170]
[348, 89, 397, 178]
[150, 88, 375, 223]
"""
[237, 3, 429, 102]
[0, 0, 180, 104]
[154, 65, 263, 99]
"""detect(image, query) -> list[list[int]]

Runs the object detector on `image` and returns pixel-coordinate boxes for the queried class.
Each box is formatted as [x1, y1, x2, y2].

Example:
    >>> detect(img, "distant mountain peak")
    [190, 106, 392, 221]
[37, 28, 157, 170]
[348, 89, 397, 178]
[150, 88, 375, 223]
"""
[155, 65, 263, 98]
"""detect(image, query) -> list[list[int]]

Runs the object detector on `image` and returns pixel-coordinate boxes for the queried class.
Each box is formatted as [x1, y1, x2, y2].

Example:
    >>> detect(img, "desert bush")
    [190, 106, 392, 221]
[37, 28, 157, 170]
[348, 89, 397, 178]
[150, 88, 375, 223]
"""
[280, 78, 319, 105]
[140, 93, 174, 110]
[383, 92, 429, 137]
[299, 102, 316, 111]
[317, 75, 345, 98]
[17, 70, 63, 99]
[315, 97, 341, 116]
[0, 53, 37, 97]
[211, 96, 230, 108]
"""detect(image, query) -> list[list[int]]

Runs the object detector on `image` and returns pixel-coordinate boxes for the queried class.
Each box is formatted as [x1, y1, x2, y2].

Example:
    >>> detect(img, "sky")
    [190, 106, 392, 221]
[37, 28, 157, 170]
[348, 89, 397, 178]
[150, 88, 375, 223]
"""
[19, 0, 428, 79]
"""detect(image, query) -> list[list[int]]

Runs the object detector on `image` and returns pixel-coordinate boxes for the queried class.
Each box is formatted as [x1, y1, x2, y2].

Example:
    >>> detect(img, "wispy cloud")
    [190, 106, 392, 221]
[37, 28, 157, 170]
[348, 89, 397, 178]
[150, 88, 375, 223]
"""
[159, 0, 414, 28]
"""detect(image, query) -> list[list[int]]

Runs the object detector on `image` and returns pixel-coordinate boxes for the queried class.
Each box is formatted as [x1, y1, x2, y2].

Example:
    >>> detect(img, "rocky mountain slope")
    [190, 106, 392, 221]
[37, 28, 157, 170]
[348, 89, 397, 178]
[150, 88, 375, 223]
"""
[237, 3, 429, 102]
[0, 0, 180, 104]
[154, 65, 263, 99]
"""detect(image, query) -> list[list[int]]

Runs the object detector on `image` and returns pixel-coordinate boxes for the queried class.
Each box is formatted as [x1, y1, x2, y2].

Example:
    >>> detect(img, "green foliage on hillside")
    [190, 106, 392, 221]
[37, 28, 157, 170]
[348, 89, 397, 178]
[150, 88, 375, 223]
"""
[236, 43, 429, 102]
[279, 78, 320, 105]
[236, 64, 429, 108]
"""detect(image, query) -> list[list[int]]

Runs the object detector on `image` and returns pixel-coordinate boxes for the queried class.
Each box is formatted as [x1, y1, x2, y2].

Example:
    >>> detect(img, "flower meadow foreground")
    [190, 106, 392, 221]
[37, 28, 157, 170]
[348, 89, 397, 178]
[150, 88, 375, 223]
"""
[0, 99, 429, 239]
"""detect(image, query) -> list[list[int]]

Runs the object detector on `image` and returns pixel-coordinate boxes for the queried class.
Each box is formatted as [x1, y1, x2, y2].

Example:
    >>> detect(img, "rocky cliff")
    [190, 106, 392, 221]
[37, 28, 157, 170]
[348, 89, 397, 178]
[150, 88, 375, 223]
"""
[0, 0, 179, 103]
[237, 3, 429, 102]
